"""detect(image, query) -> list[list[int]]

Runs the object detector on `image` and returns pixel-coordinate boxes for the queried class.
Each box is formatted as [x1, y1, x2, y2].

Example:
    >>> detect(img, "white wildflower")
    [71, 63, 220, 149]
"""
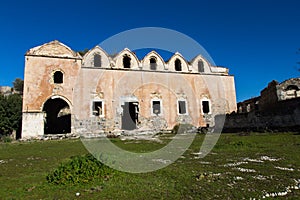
[243, 158, 264, 163]
[234, 176, 243, 180]
[235, 167, 256, 173]
[224, 161, 248, 167]
[260, 156, 280, 162]
[274, 166, 294, 171]
[253, 175, 267, 180]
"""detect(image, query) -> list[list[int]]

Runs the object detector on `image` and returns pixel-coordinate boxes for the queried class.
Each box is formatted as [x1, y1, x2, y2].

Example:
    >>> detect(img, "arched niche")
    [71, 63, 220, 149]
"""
[141, 51, 165, 71]
[190, 55, 212, 73]
[82, 46, 110, 68]
[114, 48, 140, 69]
[167, 52, 189, 72]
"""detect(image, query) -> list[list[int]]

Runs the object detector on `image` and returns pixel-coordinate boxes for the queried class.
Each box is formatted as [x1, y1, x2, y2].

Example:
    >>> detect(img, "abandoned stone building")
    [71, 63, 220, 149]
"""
[224, 78, 300, 132]
[21, 40, 237, 139]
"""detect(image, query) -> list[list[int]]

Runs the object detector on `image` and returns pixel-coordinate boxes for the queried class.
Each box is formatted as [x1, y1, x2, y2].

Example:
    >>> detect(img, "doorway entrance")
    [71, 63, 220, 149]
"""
[43, 97, 71, 134]
[121, 102, 139, 130]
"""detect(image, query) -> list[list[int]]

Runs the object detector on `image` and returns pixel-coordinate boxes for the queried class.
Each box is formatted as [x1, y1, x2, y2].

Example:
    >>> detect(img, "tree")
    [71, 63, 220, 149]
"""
[77, 48, 89, 57]
[0, 94, 22, 135]
[13, 78, 24, 94]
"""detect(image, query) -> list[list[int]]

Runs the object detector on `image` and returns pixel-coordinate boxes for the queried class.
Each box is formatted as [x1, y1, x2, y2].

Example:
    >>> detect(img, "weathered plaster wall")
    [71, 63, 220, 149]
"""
[23, 56, 81, 112]
[73, 68, 236, 133]
[21, 112, 44, 138]
[22, 40, 237, 138]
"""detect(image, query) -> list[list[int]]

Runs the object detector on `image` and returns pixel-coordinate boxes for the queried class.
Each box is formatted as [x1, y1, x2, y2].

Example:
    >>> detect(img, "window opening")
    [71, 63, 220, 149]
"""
[54, 71, 63, 84]
[175, 59, 182, 71]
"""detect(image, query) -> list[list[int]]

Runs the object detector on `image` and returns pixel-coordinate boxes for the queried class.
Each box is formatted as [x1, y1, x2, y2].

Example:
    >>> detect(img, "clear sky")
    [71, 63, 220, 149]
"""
[0, 0, 299, 102]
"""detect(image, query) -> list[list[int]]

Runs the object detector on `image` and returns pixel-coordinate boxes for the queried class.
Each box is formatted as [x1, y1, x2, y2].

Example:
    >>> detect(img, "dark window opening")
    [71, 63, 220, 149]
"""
[286, 85, 299, 91]
[123, 55, 131, 68]
[152, 100, 161, 115]
[92, 101, 103, 116]
[178, 100, 187, 114]
[175, 59, 182, 71]
[198, 60, 204, 72]
[122, 102, 139, 130]
[54, 71, 63, 84]
[202, 101, 210, 114]
[150, 57, 157, 70]
[254, 102, 259, 111]
[94, 54, 101, 67]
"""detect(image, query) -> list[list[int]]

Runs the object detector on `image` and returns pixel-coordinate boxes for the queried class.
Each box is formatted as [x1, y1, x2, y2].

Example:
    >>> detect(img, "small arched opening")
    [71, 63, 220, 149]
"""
[175, 59, 182, 71]
[53, 71, 63, 84]
[150, 57, 157, 70]
[43, 97, 71, 134]
[94, 53, 101, 67]
[123, 54, 131, 68]
[286, 85, 299, 91]
[198, 60, 204, 72]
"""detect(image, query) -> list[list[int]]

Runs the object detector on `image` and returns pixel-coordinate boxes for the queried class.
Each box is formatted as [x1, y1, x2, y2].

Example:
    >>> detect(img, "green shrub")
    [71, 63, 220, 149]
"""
[0, 135, 12, 143]
[46, 154, 116, 185]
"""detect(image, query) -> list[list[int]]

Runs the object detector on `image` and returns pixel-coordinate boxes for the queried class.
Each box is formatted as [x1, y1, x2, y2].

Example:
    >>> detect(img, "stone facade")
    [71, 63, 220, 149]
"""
[21, 40, 237, 139]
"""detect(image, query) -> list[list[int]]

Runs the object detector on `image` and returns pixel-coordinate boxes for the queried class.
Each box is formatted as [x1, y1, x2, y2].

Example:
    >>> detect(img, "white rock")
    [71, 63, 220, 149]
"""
[265, 193, 269, 197]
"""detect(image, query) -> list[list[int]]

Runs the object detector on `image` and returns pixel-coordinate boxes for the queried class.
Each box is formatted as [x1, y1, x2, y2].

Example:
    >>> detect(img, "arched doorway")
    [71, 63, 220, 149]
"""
[43, 97, 71, 134]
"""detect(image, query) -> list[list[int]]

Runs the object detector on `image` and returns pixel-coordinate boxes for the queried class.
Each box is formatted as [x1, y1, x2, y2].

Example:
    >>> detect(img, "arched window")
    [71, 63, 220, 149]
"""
[53, 71, 63, 84]
[94, 54, 101, 67]
[175, 59, 182, 71]
[198, 60, 204, 72]
[286, 85, 299, 91]
[150, 57, 157, 70]
[123, 54, 131, 68]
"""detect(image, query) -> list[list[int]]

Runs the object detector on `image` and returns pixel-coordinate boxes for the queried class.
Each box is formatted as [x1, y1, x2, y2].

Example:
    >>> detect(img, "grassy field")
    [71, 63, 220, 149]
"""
[0, 132, 300, 199]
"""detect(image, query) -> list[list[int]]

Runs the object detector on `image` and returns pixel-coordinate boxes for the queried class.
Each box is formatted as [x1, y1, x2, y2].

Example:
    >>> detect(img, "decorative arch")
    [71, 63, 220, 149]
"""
[82, 46, 110, 68]
[167, 52, 189, 72]
[114, 48, 140, 69]
[190, 54, 212, 73]
[141, 50, 166, 71]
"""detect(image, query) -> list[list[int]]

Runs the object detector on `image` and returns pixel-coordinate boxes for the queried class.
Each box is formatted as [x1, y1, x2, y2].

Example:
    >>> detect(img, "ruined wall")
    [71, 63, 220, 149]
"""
[237, 97, 259, 113]
[277, 78, 300, 101]
[223, 95, 300, 132]
[223, 78, 300, 132]
[259, 80, 279, 112]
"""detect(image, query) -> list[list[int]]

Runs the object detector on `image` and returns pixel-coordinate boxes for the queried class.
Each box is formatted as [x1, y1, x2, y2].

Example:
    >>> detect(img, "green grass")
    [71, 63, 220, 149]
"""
[0, 132, 300, 199]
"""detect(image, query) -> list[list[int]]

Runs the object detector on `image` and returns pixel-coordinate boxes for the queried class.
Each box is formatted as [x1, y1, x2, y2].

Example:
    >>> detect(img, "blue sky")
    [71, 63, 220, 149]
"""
[0, 0, 299, 102]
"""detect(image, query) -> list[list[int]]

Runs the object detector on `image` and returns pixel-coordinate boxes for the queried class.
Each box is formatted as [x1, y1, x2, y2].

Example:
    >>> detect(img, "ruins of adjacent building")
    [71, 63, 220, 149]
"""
[224, 78, 300, 132]
[21, 40, 237, 139]
[0, 86, 13, 96]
